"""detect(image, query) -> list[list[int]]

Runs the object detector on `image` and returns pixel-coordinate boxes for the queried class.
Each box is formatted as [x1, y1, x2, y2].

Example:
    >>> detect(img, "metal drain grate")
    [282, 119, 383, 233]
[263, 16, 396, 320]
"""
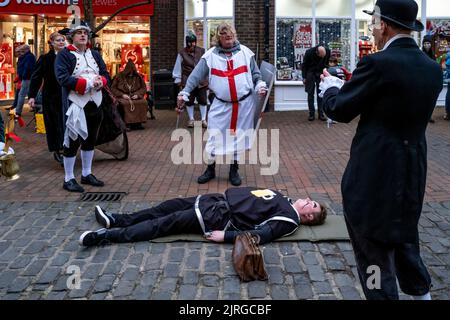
[79, 192, 127, 202]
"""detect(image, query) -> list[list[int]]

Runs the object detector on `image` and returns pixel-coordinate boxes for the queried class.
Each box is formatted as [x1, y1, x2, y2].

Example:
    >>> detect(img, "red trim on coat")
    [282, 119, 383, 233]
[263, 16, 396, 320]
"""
[75, 78, 87, 95]
[101, 76, 107, 87]
[67, 45, 78, 51]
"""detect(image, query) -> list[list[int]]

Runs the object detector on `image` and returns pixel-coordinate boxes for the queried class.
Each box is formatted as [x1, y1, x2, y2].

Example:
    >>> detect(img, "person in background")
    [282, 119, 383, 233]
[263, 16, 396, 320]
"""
[173, 31, 208, 128]
[422, 35, 437, 123]
[327, 56, 352, 81]
[111, 59, 148, 130]
[12, 44, 36, 118]
[55, 21, 111, 193]
[302, 45, 330, 121]
[445, 53, 450, 121]
[28, 31, 66, 166]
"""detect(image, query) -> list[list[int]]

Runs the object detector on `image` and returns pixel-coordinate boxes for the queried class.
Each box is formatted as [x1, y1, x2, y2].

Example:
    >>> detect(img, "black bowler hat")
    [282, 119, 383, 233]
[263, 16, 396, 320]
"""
[363, 0, 424, 32]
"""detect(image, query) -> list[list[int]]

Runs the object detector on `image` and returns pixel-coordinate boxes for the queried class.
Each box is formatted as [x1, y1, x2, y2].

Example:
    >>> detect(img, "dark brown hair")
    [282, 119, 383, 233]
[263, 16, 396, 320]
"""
[303, 203, 327, 226]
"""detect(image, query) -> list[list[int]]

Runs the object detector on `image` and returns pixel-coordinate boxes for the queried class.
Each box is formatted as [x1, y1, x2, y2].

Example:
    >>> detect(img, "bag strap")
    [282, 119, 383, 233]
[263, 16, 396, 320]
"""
[255, 216, 299, 229]
[194, 195, 207, 236]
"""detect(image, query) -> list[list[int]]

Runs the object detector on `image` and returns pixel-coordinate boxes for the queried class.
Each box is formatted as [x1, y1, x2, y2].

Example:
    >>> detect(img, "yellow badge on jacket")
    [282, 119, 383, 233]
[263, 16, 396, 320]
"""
[251, 189, 276, 201]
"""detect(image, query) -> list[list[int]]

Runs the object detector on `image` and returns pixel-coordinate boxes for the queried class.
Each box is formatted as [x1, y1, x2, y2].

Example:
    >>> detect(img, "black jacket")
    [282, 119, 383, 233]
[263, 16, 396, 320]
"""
[29, 50, 61, 105]
[301, 45, 331, 79]
[322, 37, 443, 243]
[199, 187, 300, 244]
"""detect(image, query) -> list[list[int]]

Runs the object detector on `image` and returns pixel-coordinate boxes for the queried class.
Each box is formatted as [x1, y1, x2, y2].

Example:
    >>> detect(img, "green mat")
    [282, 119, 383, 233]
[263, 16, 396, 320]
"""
[150, 215, 349, 243]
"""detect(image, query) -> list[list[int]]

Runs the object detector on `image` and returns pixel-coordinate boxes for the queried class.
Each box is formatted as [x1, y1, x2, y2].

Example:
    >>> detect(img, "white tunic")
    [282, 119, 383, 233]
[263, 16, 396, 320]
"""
[203, 45, 256, 156]
[64, 48, 103, 147]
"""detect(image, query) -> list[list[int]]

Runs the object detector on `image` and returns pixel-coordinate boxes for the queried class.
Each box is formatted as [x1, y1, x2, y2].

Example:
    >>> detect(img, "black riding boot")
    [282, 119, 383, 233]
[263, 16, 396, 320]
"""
[229, 161, 242, 186]
[198, 162, 216, 184]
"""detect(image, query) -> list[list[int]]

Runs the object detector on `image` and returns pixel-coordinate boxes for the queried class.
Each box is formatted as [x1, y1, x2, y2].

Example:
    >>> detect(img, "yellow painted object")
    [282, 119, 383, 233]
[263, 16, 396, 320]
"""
[35, 113, 46, 134]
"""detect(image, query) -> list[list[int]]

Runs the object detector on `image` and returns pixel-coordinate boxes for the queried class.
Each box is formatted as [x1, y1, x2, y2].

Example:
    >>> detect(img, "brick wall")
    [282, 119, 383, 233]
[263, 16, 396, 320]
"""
[235, 0, 275, 111]
[150, 0, 179, 79]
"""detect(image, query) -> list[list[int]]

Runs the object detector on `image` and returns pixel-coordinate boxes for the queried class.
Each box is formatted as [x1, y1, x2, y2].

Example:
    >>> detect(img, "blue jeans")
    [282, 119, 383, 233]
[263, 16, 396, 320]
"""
[12, 80, 30, 116]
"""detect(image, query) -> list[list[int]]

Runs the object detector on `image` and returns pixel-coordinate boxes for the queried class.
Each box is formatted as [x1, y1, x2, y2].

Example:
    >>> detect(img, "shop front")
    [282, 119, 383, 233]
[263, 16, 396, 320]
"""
[274, 0, 449, 110]
[0, 0, 154, 103]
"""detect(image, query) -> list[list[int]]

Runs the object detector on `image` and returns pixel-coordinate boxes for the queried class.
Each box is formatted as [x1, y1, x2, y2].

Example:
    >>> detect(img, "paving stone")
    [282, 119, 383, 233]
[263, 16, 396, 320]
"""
[334, 273, 356, 287]
[223, 293, 241, 300]
[9, 255, 33, 269]
[266, 266, 285, 285]
[324, 256, 346, 271]
[112, 247, 131, 260]
[131, 285, 153, 300]
[185, 251, 201, 269]
[52, 276, 70, 292]
[302, 252, 319, 265]
[112, 281, 135, 297]
[297, 242, 316, 251]
[340, 286, 362, 300]
[7, 277, 31, 293]
[67, 280, 93, 299]
[205, 246, 221, 258]
[91, 248, 112, 263]
[141, 271, 160, 286]
[294, 282, 314, 300]
[128, 253, 144, 267]
[22, 260, 48, 276]
[144, 254, 163, 270]
[313, 280, 333, 295]
[203, 259, 220, 273]
[270, 285, 290, 300]
[122, 267, 140, 281]
[93, 275, 116, 293]
[223, 277, 241, 294]
[247, 281, 267, 299]
[262, 248, 280, 264]
[279, 243, 296, 256]
[282, 256, 305, 273]
[202, 275, 220, 287]
[178, 285, 198, 300]
[199, 287, 219, 299]
[182, 271, 199, 285]
[83, 264, 104, 279]
[306, 265, 326, 282]
[36, 267, 61, 284]
[103, 261, 123, 275]
[50, 253, 71, 267]
[163, 263, 181, 277]
[168, 248, 185, 262]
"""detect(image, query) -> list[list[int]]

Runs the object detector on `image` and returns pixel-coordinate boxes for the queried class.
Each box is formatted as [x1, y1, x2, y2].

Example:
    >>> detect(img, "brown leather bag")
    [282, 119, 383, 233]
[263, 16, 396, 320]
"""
[232, 232, 268, 282]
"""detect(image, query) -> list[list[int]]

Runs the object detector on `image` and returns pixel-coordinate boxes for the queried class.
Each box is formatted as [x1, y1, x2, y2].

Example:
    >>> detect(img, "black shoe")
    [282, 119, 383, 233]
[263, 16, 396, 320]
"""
[198, 163, 216, 184]
[308, 115, 315, 121]
[319, 114, 327, 121]
[95, 205, 116, 229]
[79, 228, 109, 247]
[81, 174, 105, 187]
[229, 161, 242, 186]
[63, 179, 85, 193]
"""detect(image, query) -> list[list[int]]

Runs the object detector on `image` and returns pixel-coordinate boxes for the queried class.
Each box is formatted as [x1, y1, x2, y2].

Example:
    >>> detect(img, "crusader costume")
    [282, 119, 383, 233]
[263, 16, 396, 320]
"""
[179, 23, 267, 186]
[79, 187, 307, 246]
[55, 21, 111, 192]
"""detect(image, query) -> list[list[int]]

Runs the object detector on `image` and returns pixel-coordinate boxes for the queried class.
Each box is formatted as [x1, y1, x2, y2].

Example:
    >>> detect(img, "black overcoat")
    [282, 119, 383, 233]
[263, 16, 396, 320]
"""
[322, 37, 443, 243]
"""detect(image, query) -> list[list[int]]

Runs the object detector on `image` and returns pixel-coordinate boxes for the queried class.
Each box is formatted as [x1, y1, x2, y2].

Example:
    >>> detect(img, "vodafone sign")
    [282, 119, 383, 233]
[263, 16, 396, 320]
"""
[0, 0, 154, 15]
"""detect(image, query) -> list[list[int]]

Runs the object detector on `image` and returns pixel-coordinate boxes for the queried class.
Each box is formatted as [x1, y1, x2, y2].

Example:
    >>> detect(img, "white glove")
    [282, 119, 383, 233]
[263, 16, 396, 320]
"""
[255, 80, 267, 92]
[319, 76, 345, 98]
[178, 91, 190, 102]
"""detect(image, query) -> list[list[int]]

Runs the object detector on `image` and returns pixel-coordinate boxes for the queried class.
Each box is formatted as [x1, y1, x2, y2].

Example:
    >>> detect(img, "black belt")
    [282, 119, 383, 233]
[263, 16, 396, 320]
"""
[214, 91, 252, 104]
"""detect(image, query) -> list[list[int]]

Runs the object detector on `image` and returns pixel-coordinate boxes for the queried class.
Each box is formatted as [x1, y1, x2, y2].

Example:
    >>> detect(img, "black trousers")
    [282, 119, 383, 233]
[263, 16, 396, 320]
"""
[345, 218, 431, 300]
[43, 99, 64, 152]
[107, 197, 203, 243]
[63, 102, 103, 157]
[305, 73, 323, 117]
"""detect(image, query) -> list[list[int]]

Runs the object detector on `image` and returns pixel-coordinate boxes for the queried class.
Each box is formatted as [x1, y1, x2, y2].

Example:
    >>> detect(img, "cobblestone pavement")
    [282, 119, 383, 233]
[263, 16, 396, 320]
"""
[0, 107, 449, 300]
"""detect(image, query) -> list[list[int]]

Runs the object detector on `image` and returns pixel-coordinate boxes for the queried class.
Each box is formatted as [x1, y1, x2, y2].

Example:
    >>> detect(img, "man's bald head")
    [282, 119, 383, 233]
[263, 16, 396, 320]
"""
[317, 46, 327, 58]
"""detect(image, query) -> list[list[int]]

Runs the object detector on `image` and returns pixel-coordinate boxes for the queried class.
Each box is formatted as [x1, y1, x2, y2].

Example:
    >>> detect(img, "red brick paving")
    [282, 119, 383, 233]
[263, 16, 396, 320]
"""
[1, 107, 449, 203]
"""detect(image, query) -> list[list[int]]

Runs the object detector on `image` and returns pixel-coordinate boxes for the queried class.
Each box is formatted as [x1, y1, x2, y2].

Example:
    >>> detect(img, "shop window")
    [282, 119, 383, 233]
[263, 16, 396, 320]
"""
[276, 0, 312, 17]
[316, 19, 352, 71]
[0, 15, 35, 101]
[187, 20, 205, 48]
[97, 16, 151, 84]
[276, 19, 312, 81]
[184, 0, 233, 50]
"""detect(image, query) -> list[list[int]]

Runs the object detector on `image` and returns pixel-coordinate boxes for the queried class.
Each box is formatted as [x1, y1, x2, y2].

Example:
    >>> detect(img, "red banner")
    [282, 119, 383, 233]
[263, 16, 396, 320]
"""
[0, 0, 154, 16]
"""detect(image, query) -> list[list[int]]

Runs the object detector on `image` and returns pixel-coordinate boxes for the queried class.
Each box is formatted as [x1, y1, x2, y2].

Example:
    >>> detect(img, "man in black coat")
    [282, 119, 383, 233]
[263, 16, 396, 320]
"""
[319, 0, 443, 300]
[78, 187, 327, 246]
[301, 45, 330, 121]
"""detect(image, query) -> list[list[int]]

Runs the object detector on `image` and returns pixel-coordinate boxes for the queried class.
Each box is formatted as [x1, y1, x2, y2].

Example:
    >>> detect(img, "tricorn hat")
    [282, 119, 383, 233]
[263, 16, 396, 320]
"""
[69, 20, 92, 34]
[363, 0, 424, 32]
